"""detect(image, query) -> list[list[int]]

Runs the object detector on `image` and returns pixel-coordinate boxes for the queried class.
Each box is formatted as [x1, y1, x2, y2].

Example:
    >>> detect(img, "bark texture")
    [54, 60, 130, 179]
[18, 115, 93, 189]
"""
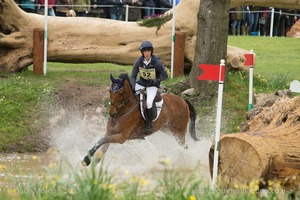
[1, 0, 300, 72]
[189, 0, 230, 93]
[209, 96, 300, 190]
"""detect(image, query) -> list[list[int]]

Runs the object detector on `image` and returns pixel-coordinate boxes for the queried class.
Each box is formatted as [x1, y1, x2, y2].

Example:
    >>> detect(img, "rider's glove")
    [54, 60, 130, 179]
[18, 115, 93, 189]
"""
[149, 78, 160, 86]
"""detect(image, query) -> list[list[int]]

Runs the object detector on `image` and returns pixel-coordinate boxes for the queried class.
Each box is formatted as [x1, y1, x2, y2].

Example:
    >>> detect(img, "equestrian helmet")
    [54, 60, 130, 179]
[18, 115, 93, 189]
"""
[140, 41, 154, 52]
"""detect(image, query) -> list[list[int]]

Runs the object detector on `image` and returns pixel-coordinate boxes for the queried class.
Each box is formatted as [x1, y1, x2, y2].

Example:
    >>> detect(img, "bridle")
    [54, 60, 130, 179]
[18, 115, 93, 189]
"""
[109, 86, 139, 120]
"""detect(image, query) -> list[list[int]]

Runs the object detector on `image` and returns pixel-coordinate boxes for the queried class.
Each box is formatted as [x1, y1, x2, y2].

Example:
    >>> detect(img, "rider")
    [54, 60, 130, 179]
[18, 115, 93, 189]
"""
[130, 41, 168, 135]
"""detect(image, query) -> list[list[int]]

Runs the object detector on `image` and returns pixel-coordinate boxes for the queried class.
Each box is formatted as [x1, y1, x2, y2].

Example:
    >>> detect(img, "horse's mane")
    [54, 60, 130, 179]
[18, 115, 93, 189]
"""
[118, 73, 130, 82]
[118, 73, 133, 89]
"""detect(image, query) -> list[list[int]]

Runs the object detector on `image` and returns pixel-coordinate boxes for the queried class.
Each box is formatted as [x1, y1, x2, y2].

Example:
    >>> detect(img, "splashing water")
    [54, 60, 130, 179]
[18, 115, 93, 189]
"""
[49, 106, 213, 182]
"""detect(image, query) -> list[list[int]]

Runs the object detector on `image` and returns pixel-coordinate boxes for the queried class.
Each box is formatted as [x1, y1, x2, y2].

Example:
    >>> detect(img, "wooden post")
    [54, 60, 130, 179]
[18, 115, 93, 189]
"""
[173, 32, 185, 77]
[33, 28, 44, 75]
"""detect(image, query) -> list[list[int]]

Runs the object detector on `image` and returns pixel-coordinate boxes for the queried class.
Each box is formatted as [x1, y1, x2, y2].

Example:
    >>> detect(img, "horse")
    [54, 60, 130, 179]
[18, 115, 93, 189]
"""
[81, 73, 200, 166]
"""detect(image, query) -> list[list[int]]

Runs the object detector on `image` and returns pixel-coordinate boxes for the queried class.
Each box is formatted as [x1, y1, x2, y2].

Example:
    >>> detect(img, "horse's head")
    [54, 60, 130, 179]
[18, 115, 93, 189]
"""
[109, 73, 134, 118]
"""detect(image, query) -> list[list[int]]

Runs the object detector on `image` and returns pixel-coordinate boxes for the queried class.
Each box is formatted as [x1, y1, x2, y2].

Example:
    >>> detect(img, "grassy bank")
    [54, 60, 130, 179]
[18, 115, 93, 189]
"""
[0, 36, 299, 199]
[0, 36, 298, 151]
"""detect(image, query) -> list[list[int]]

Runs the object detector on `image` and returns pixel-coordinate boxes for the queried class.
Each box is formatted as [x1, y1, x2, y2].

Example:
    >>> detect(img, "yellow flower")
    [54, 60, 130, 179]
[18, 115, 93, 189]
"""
[108, 184, 116, 193]
[0, 164, 6, 172]
[101, 183, 107, 189]
[130, 176, 139, 183]
[7, 188, 17, 194]
[233, 183, 239, 189]
[140, 178, 150, 187]
[189, 195, 196, 200]
[31, 155, 38, 160]
[51, 180, 56, 187]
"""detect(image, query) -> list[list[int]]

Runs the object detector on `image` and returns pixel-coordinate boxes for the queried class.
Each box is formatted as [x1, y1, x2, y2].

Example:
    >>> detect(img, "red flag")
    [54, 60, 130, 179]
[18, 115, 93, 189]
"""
[244, 54, 254, 66]
[198, 64, 225, 81]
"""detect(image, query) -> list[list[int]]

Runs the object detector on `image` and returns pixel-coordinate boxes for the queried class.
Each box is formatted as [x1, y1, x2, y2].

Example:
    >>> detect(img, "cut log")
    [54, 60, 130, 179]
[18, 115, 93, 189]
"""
[209, 96, 300, 190]
[1, 0, 300, 72]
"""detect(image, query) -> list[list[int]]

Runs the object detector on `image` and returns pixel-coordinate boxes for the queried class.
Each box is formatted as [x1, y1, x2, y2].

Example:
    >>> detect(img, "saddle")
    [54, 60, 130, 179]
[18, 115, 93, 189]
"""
[139, 90, 164, 121]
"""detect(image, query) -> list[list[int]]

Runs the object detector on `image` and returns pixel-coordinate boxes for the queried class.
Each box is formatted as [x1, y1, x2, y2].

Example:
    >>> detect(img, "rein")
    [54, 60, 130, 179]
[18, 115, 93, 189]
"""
[109, 87, 140, 121]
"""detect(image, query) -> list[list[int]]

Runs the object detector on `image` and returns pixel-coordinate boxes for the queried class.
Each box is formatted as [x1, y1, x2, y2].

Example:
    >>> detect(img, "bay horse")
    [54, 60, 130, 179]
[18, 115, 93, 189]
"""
[82, 73, 200, 166]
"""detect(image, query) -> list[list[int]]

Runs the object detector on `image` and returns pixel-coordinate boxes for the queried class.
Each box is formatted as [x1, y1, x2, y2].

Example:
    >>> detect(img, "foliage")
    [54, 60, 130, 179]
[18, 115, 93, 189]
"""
[137, 13, 173, 33]
[0, 63, 132, 152]
[0, 158, 298, 200]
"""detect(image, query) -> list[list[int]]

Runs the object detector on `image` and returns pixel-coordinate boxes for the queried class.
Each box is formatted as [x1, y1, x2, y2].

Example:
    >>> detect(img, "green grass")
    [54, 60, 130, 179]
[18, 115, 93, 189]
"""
[228, 36, 300, 80]
[0, 36, 299, 151]
[0, 37, 300, 199]
[0, 63, 132, 152]
[1, 158, 297, 200]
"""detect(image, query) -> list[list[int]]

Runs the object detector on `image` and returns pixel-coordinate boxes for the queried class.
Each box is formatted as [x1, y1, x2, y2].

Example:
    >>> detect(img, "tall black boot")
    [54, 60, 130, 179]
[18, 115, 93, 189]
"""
[145, 108, 154, 135]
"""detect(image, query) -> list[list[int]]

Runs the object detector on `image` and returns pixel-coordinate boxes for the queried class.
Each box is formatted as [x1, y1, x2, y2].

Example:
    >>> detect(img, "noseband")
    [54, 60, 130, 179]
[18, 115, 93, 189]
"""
[109, 87, 129, 117]
[109, 86, 140, 121]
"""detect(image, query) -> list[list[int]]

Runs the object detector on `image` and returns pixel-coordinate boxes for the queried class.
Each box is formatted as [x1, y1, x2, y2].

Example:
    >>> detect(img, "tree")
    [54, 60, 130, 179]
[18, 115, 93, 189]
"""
[1, 0, 300, 74]
[189, 0, 230, 93]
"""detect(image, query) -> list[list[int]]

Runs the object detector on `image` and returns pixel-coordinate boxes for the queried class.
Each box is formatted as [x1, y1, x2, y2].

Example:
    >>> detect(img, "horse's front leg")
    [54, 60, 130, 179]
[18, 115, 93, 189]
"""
[81, 133, 130, 166]
[94, 143, 110, 163]
[81, 137, 108, 166]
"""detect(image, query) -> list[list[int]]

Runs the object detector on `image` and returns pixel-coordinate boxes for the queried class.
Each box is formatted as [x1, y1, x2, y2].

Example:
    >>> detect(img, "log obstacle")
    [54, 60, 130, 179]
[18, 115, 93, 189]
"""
[209, 96, 300, 190]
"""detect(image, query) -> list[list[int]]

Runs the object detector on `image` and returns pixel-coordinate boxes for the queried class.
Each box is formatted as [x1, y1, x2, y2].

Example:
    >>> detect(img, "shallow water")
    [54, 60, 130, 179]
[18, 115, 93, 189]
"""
[0, 107, 215, 197]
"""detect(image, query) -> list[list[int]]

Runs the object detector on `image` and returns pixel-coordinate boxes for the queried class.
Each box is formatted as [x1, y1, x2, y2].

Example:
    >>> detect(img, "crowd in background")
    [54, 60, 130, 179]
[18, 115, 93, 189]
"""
[16, 1, 300, 37]
[16, 0, 179, 21]
[229, 6, 300, 37]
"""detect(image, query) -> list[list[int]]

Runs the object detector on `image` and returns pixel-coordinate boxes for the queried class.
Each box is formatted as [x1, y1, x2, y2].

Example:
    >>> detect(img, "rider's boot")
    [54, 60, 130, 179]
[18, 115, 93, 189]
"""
[145, 108, 154, 135]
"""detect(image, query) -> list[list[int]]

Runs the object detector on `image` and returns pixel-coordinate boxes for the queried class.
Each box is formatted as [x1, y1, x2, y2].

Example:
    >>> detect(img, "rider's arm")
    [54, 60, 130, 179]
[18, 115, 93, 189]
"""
[130, 58, 141, 88]
[156, 60, 168, 82]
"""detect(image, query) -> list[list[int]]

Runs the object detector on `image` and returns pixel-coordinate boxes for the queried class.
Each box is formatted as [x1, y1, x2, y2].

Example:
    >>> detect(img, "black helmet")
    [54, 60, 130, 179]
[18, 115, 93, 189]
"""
[140, 41, 154, 52]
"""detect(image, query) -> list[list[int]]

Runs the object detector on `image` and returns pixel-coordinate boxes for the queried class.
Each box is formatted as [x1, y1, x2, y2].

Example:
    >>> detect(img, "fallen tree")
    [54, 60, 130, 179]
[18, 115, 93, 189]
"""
[209, 96, 300, 190]
[1, 0, 300, 72]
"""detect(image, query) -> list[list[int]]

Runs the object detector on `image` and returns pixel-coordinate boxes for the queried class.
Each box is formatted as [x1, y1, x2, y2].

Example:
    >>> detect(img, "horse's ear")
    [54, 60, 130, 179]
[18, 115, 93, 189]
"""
[121, 77, 125, 84]
[110, 74, 115, 82]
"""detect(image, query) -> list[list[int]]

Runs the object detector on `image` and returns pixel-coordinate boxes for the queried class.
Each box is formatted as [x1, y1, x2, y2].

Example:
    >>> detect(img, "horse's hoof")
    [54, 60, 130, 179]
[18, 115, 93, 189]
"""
[81, 155, 91, 166]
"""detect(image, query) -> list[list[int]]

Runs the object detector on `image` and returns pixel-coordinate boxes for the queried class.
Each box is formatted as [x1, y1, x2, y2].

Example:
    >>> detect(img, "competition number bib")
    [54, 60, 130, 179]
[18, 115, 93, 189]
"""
[139, 67, 156, 80]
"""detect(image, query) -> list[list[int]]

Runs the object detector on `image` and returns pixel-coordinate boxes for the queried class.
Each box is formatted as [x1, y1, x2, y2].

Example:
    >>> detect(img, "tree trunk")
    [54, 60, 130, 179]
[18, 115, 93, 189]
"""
[189, 0, 230, 94]
[209, 96, 300, 190]
[1, 0, 300, 72]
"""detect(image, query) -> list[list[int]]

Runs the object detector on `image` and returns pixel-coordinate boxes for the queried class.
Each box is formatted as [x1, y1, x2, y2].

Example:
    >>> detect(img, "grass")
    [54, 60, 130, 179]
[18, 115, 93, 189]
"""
[0, 36, 299, 199]
[0, 37, 298, 151]
[228, 36, 300, 80]
[0, 63, 132, 152]
[1, 158, 298, 200]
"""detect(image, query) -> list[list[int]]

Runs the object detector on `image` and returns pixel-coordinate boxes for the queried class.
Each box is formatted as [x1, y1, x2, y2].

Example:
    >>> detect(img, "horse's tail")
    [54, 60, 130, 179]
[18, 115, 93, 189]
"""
[185, 99, 201, 141]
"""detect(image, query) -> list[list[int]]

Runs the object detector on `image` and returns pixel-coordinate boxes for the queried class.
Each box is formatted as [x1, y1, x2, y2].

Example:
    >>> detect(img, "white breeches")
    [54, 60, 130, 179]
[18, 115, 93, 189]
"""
[135, 83, 157, 109]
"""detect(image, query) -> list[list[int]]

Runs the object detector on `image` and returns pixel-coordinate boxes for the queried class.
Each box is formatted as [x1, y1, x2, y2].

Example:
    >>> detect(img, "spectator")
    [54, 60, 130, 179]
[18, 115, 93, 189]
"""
[124, 0, 143, 21]
[229, 7, 244, 35]
[259, 7, 269, 36]
[249, 6, 260, 33]
[265, 7, 273, 36]
[20, 0, 37, 13]
[273, 8, 286, 36]
[106, 0, 125, 20]
[143, 0, 155, 18]
[37, 0, 56, 16]
[242, 6, 252, 35]
[155, 0, 172, 15]
[72, 0, 90, 17]
[88, 0, 106, 18]
[56, 0, 72, 17]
